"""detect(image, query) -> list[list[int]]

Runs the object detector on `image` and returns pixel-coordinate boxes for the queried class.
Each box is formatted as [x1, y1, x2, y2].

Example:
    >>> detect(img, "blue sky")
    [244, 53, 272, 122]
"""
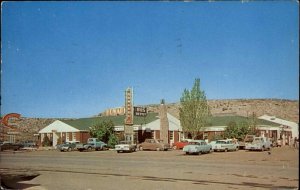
[1, 2, 299, 118]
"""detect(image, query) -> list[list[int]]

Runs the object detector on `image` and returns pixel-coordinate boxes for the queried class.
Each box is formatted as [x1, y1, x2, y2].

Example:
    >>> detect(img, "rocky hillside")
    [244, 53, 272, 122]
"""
[1, 99, 298, 142]
[146, 99, 299, 123]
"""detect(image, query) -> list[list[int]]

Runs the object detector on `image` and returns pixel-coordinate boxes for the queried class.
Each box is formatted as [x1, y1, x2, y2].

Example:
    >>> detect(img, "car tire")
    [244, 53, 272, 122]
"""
[186, 152, 189, 155]
[88, 147, 92, 151]
[139, 146, 143, 151]
[173, 146, 177, 150]
[68, 147, 71, 152]
[156, 147, 160, 151]
[224, 149, 228, 152]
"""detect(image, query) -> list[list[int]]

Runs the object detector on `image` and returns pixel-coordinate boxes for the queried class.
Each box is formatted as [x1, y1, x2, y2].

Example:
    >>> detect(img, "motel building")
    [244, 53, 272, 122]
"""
[38, 111, 297, 148]
[38, 112, 183, 147]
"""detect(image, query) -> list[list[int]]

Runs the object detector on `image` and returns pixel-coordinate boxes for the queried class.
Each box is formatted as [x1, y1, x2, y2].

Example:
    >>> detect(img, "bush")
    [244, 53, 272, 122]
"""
[42, 135, 51, 146]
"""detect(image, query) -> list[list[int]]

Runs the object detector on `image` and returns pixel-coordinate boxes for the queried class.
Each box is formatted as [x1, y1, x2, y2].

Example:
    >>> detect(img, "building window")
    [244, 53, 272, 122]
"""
[151, 131, 155, 139]
[134, 131, 138, 144]
[169, 131, 174, 141]
[66, 133, 69, 142]
[72, 132, 76, 141]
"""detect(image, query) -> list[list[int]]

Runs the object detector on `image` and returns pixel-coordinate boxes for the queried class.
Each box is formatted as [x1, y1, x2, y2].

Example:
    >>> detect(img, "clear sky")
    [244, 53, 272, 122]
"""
[1, 1, 299, 118]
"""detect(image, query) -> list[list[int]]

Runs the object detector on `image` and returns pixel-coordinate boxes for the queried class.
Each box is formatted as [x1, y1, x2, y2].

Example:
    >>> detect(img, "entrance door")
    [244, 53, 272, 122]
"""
[53, 132, 59, 147]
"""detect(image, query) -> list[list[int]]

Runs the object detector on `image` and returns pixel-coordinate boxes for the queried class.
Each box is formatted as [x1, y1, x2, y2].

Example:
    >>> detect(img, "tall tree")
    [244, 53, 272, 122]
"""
[248, 112, 258, 135]
[179, 78, 211, 139]
[89, 120, 118, 148]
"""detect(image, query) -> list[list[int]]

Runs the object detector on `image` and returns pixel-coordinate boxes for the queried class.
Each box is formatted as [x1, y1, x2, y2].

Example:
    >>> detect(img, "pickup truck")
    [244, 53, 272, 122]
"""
[238, 135, 255, 150]
[77, 138, 107, 152]
[245, 136, 271, 151]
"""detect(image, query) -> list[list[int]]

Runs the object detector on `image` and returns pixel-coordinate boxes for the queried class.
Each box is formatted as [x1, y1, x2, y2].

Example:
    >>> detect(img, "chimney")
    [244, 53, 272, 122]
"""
[159, 99, 169, 144]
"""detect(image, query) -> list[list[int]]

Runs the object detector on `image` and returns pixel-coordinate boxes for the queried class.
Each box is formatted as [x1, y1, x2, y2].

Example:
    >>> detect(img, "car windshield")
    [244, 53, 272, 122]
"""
[253, 138, 262, 143]
[120, 141, 131, 144]
[188, 142, 200, 145]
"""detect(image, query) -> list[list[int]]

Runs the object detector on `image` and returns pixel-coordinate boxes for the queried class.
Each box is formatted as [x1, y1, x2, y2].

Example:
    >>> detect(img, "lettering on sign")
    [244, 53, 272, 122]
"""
[125, 88, 133, 125]
[134, 106, 147, 117]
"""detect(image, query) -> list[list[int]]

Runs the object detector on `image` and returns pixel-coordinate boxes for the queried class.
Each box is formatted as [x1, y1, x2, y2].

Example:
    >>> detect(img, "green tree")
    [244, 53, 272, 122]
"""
[223, 121, 250, 140]
[179, 78, 211, 139]
[42, 135, 51, 147]
[248, 112, 258, 135]
[89, 120, 118, 147]
[237, 121, 250, 140]
[223, 121, 238, 139]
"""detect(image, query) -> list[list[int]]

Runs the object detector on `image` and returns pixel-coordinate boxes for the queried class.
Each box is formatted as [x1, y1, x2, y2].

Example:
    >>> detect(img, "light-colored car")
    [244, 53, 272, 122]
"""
[138, 139, 170, 151]
[213, 139, 238, 152]
[245, 137, 272, 151]
[183, 140, 212, 155]
[115, 141, 137, 153]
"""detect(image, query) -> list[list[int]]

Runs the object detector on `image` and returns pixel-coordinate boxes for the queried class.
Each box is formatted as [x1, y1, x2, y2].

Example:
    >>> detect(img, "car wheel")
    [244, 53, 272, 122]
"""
[139, 146, 143, 151]
[261, 147, 265, 152]
[173, 146, 177, 150]
[156, 147, 160, 151]
[224, 149, 228, 152]
[68, 147, 71, 152]
[88, 147, 92, 151]
[117, 151, 120, 153]
[186, 152, 189, 155]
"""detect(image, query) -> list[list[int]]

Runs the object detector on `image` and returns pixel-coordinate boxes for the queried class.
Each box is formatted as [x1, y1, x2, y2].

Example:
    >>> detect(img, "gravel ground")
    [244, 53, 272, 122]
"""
[0, 146, 298, 190]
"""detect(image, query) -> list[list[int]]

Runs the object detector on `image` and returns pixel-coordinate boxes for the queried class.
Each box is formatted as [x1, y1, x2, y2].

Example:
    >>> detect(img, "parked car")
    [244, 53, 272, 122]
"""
[77, 138, 107, 151]
[115, 141, 137, 153]
[138, 139, 170, 151]
[245, 137, 272, 151]
[21, 140, 37, 148]
[183, 140, 212, 155]
[172, 140, 191, 150]
[209, 140, 217, 147]
[227, 139, 239, 150]
[58, 141, 81, 152]
[213, 139, 238, 152]
[0, 142, 24, 151]
[238, 135, 255, 150]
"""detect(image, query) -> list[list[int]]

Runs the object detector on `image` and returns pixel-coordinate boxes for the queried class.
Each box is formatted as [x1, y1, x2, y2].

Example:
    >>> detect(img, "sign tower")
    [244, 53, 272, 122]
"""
[124, 88, 134, 142]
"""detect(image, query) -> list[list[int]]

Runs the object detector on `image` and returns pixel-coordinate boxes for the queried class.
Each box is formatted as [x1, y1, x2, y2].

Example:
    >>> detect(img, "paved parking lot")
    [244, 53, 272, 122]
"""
[0, 146, 298, 190]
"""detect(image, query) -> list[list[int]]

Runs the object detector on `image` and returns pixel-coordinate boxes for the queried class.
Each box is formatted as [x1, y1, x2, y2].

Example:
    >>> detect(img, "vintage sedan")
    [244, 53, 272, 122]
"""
[213, 139, 238, 152]
[183, 140, 212, 155]
[138, 139, 170, 151]
[172, 139, 191, 150]
[115, 141, 137, 153]
[58, 141, 81, 152]
[0, 142, 24, 151]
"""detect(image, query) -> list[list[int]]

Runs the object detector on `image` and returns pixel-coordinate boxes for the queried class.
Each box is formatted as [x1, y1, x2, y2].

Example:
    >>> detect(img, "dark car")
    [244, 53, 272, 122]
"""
[0, 142, 24, 151]
[58, 141, 80, 152]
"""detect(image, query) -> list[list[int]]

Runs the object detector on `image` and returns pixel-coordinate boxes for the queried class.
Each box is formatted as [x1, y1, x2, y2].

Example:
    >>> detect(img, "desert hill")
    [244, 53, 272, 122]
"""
[1, 99, 298, 142]
[146, 99, 299, 123]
